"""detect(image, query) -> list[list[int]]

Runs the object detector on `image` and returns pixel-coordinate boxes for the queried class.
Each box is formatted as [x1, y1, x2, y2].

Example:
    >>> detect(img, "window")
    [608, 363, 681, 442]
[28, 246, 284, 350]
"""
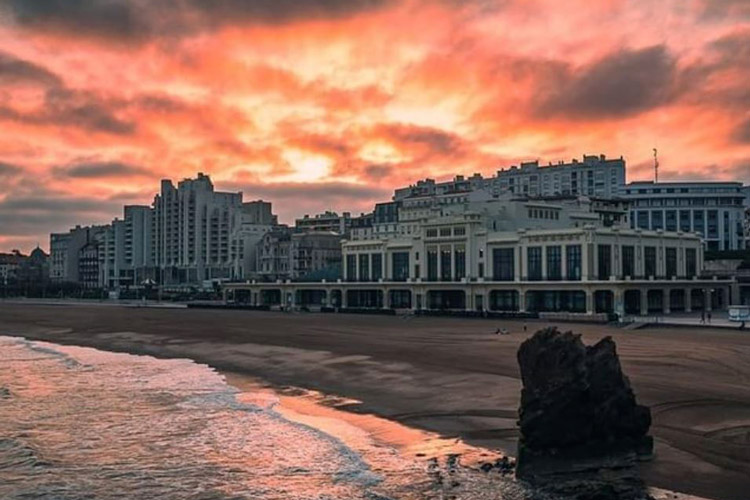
[679, 210, 691, 232]
[651, 211, 663, 230]
[566, 245, 582, 280]
[440, 227, 452, 237]
[644, 247, 657, 277]
[454, 246, 466, 280]
[636, 211, 649, 229]
[346, 254, 356, 281]
[527, 247, 542, 281]
[686, 248, 697, 277]
[372, 253, 383, 281]
[492, 248, 515, 281]
[454, 227, 466, 236]
[441, 247, 452, 280]
[693, 210, 705, 236]
[427, 248, 438, 281]
[665, 248, 677, 278]
[597, 244, 611, 280]
[665, 210, 677, 231]
[392, 252, 409, 281]
[546, 246, 562, 280]
[426, 228, 437, 237]
[358, 254, 369, 281]
[622, 245, 635, 278]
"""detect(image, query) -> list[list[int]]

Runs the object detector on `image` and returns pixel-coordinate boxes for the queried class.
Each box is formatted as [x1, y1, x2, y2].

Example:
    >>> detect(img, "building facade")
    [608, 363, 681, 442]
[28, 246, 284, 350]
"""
[295, 211, 352, 235]
[49, 225, 107, 283]
[495, 154, 625, 198]
[624, 181, 746, 251]
[152, 173, 242, 284]
[231, 201, 279, 279]
[225, 193, 730, 316]
[0, 250, 25, 284]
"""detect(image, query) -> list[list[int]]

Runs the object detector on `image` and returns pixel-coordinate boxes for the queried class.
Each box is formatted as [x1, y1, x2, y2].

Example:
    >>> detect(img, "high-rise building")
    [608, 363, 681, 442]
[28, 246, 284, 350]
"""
[152, 173, 242, 284]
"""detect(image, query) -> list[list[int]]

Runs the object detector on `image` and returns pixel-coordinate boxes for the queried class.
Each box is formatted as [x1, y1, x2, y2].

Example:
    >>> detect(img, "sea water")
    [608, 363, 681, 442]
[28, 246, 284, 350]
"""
[0, 336, 527, 500]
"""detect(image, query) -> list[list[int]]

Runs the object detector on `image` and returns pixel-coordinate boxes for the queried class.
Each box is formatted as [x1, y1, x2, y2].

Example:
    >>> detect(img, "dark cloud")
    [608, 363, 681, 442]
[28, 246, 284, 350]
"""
[364, 164, 393, 179]
[0, 190, 120, 238]
[661, 159, 750, 184]
[3, 0, 148, 40]
[709, 30, 750, 65]
[699, 0, 750, 20]
[0, 88, 135, 135]
[0, 161, 22, 178]
[0, 50, 62, 87]
[379, 123, 465, 154]
[53, 161, 151, 178]
[536, 45, 677, 119]
[2, 0, 392, 41]
[732, 118, 750, 144]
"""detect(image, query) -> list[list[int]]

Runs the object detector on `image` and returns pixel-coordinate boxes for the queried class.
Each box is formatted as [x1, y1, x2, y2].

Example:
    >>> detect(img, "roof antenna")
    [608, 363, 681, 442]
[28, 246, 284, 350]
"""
[653, 148, 659, 183]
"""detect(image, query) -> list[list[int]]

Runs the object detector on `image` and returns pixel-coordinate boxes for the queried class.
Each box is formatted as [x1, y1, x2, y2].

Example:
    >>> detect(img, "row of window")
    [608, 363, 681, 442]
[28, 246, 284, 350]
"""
[528, 208, 560, 220]
[425, 226, 466, 238]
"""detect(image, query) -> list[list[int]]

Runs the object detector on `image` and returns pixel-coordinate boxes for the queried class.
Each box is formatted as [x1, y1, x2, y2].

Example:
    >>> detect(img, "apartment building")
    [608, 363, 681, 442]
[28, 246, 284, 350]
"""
[624, 181, 746, 251]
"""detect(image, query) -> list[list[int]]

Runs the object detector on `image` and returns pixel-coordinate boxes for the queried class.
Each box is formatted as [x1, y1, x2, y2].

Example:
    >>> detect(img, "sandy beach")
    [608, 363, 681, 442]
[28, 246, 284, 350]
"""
[1, 302, 749, 500]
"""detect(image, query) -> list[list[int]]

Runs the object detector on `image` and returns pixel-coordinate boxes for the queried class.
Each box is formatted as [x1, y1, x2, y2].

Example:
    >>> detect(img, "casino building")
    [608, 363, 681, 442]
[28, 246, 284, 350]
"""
[224, 192, 732, 317]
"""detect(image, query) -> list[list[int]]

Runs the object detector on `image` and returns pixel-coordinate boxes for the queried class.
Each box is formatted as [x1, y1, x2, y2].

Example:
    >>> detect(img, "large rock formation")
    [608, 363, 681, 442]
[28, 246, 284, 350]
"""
[516, 327, 652, 500]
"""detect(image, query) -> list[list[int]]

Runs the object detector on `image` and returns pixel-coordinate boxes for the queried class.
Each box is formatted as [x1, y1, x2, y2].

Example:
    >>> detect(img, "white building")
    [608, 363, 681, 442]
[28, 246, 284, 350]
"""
[624, 181, 746, 251]
[49, 225, 107, 283]
[495, 154, 625, 198]
[225, 193, 731, 316]
[231, 200, 279, 279]
[295, 211, 352, 235]
[152, 173, 242, 284]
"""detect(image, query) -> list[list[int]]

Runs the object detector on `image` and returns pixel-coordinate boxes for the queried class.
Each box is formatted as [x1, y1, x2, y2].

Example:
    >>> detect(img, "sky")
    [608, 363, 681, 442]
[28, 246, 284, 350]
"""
[0, 0, 749, 252]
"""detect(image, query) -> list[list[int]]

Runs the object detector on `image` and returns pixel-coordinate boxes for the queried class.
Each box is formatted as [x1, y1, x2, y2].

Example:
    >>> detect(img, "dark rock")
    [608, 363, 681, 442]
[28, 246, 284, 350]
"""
[516, 327, 653, 500]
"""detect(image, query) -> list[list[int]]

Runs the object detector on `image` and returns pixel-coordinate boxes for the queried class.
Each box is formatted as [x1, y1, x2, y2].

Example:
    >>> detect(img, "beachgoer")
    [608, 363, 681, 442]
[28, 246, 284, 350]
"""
[700, 311, 705, 324]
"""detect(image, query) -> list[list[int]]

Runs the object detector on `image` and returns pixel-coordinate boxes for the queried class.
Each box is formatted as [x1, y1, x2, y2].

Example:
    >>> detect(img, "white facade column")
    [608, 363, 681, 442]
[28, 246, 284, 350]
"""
[685, 289, 692, 312]
[581, 243, 590, 281]
[614, 288, 624, 319]
[663, 289, 671, 314]
[585, 289, 594, 315]
[541, 245, 548, 280]
[383, 288, 390, 309]
[561, 244, 568, 280]
[640, 288, 649, 316]
[518, 289, 526, 312]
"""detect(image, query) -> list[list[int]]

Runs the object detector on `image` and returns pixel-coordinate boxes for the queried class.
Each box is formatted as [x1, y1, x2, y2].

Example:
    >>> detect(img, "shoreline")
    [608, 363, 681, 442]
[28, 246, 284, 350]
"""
[2, 303, 749, 500]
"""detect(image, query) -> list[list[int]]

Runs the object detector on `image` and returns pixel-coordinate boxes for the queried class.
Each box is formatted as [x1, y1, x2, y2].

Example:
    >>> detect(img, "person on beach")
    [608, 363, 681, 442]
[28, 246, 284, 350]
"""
[701, 311, 705, 324]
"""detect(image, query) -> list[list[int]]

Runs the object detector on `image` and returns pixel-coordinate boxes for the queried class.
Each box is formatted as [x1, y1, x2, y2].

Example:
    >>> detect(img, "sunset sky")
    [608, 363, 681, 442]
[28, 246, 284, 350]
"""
[1, 0, 749, 252]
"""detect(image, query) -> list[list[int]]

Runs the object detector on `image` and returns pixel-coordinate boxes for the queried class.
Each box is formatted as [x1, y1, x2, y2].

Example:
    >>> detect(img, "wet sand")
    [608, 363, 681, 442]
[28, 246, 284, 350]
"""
[1, 303, 749, 500]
